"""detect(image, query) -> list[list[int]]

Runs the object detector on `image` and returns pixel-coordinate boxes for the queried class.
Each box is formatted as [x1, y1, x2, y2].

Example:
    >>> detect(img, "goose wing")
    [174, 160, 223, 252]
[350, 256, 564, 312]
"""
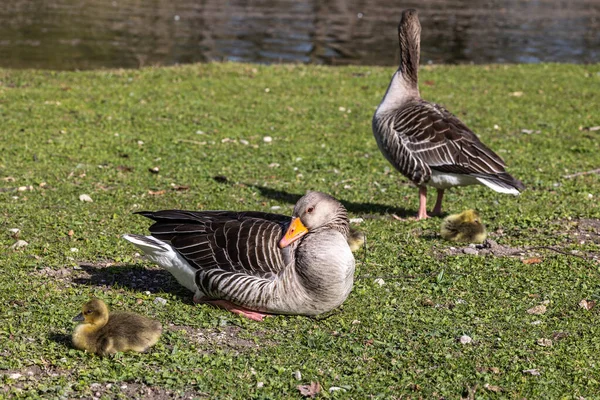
[381, 99, 509, 185]
[136, 210, 292, 280]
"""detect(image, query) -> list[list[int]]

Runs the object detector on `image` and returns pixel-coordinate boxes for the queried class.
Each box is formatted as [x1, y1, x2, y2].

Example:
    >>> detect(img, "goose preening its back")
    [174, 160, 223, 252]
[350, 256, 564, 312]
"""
[123, 191, 355, 321]
[372, 9, 525, 220]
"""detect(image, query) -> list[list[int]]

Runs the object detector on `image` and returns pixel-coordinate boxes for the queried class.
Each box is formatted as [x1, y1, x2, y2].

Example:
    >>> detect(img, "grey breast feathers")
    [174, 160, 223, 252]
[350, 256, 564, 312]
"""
[376, 99, 522, 188]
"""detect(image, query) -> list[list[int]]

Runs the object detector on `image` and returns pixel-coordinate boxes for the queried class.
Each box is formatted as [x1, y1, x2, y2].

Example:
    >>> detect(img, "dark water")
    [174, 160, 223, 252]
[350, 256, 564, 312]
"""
[1, 0, 599, 70]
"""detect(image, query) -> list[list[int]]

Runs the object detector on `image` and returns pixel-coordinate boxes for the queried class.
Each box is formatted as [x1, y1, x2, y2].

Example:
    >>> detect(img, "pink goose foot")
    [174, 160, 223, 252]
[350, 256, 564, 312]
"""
[194, 295, 270, 322]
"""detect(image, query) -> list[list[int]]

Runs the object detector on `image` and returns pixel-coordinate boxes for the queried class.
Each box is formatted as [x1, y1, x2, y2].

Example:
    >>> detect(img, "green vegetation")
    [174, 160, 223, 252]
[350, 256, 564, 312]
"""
[1, 62, 599, 398]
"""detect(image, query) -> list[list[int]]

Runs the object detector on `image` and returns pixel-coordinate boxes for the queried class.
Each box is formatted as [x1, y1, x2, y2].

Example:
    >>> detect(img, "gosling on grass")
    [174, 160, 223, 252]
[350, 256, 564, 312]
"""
[348, 228, 366, 252]
[72, 298, 162, 356]
[440, 209, 487, 244]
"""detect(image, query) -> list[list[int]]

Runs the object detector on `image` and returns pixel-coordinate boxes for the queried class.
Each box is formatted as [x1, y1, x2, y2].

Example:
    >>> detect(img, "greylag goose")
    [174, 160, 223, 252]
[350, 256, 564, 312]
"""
[372, 9, 525, 219]
[123, 191, 355, 321]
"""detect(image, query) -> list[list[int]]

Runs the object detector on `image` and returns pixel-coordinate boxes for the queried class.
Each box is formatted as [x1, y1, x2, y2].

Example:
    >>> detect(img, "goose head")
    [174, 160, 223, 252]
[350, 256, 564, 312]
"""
[73, 298, 109, 326]
[279, 191, 349, 248]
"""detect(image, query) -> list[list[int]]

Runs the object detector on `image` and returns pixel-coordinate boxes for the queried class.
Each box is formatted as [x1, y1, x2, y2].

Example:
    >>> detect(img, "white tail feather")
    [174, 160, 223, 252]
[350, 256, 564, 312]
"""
[122, 234, 198, 293]
[476, 178, 520, 195]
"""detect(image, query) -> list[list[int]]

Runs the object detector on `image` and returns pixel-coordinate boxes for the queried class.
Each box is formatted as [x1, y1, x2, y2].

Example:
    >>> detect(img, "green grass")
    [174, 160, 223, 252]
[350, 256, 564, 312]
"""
[1, 62, 600, 399]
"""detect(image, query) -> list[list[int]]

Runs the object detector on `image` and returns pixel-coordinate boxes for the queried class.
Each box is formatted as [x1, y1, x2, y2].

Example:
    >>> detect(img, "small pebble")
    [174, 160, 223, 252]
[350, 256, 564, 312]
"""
[263, 136, 273, 143]
[537, 338, 552, 347]
[154, 297, 167, 305]
[11, 240, 28, 250]
[79, 194, 93, 202]
[120, 384, 127, 390]
[459, 335, 472, 344]
[239, 139, 249, 145]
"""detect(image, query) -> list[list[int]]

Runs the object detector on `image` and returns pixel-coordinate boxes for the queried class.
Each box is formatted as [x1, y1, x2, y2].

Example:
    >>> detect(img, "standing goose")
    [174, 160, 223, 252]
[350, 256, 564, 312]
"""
[372, 9, 525, 219]
[123, 191, 355, 321]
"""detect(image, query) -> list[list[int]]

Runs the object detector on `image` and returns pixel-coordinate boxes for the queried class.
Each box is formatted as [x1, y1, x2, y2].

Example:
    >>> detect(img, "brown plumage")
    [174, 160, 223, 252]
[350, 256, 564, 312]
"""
[372, 9, 524, 219]
[72, 298, 162, 356]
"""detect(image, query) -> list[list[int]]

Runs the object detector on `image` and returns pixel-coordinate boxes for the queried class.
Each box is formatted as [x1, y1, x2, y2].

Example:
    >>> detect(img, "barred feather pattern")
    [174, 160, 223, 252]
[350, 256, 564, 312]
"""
[136, 206, 354, 315]
[373, 99, 525, 191]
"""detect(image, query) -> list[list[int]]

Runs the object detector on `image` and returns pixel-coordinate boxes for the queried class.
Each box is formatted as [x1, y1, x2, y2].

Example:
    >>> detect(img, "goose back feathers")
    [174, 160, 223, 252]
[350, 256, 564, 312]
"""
[124, 192, 355, 317]
[373, 9, 524, 219]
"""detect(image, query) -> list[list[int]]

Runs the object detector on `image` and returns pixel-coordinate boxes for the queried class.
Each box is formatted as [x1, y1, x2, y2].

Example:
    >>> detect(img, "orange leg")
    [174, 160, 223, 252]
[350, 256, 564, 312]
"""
[194, 296, 270, 322]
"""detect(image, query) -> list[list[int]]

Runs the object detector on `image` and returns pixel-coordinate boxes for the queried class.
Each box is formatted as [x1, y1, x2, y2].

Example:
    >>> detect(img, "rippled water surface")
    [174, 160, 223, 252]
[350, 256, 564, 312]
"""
[2, 0, 599, 69]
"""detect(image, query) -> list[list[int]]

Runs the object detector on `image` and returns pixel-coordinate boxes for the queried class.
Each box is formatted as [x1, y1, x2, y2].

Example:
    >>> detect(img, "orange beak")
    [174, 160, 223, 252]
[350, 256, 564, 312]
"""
[279, 217, 308, 248]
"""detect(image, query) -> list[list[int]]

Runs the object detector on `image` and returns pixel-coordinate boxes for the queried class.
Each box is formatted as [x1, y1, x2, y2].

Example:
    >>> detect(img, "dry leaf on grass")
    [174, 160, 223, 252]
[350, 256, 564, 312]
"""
[171, 184, 190, 191]
[578, 299, 596, 310]
[148, 190, 166, 196]
[527, 305, 547, 315]
[523, 369, 540, 376]
[297, 382, 321, 398]
[522, 257, 542, 264]
[484, 383, 502, 393]
[149, 166, 160, 174]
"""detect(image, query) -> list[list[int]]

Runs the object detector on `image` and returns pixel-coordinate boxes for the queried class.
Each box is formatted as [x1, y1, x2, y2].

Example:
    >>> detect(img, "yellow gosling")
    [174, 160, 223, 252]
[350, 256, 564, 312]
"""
[348, 228, 366, 252]
[72, 298, 162, 356]
[440, 209, 487, 244]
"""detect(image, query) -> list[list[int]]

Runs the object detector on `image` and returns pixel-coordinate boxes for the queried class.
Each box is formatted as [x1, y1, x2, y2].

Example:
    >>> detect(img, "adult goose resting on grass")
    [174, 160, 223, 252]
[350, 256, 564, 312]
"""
[372, 9, 525, 219]
[123, 191, 355, 321]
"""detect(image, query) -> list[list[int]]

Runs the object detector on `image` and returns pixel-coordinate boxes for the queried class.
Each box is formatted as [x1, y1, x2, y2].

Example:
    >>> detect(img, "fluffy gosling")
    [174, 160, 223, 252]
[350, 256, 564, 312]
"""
[440, 209, 487, 244]
[72, 298, 162, 356]
[348, 228, 366, 252]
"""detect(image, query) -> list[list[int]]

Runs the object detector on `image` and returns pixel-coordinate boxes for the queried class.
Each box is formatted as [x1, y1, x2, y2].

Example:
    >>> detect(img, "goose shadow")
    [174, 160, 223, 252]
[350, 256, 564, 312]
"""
[242, 183, 413, 218]
[48, 332, 72, 348]
[72, 262, 193, 304]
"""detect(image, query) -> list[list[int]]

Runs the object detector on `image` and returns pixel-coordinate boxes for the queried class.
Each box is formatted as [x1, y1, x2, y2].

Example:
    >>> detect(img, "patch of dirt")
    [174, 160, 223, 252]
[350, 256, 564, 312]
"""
[169, 324, 274, 355]
[562, 218, 600, 244]
[0, 366, 209, 399]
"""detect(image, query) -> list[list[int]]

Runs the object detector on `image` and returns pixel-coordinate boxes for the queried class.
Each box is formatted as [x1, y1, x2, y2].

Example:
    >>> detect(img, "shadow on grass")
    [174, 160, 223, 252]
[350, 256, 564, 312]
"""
[48, 332, 72, 348]
[72, 263, 192, 304]
[244, 183, 413, 218]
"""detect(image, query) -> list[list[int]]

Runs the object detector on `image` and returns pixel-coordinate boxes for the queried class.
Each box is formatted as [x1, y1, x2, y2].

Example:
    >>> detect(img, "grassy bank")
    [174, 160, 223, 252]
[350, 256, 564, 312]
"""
[1, 62, 599, 398]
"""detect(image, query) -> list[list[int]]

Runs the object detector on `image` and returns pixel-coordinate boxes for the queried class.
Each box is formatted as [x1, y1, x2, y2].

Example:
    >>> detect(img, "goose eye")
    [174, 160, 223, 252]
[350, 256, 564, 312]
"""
[307, 207, 314, 214]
